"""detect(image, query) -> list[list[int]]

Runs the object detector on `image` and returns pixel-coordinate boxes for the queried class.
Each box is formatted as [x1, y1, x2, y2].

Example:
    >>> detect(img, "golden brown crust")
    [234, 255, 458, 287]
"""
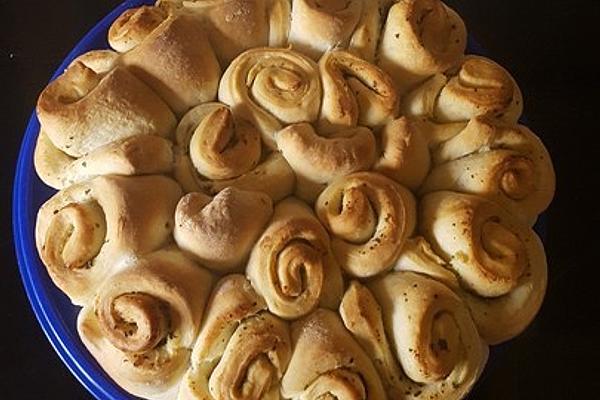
[36, 62, 176, 157]
[108, 6, 168, 52]
[35, 175, 182, 305]
[218, 47, 321, 149]
[403, 56, 523, 124]
[378, 0, 467, 92]
[174, 187, 273, 272]
[246, 198, 344, 319]
[174, 102, 262, 183]
[281, 308, 387, 399]
[365, 272, 488, 399]
[319, 50, 399, 134]
[77, 248, 213, 399]
[315, 172, 417, 278]
[421, 117, 555, 224]
[120, 13, 221, 115]
[419, 191, 548, 344]
[34, 131, 174, 189]
[373, 117, 432, 190]
[179, 274, 291, 400]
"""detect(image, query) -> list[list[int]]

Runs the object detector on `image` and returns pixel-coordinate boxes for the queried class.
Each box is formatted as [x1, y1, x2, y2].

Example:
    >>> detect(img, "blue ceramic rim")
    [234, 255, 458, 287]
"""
[11, 1, 546, 399]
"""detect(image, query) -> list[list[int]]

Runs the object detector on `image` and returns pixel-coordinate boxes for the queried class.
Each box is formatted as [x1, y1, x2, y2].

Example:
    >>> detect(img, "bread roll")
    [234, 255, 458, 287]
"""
[78, 248, 212, 400]
[343, 272, 488, 400]
[34, 131, 173, 189]
[112, 8, 221, 115]
[35, 175, 182, 305]
[373, 117, 432, 190]
[281, 308, 387, 399]
[179, 274, 291, 400]
[403, 55, 523, 124]
[36, 61, 176, 158]
[378, 0, 467, 93]
[174, 188, 273, 272]
[246, 198, 344, 319]
[421, 117, 555, 224]
[219, 47, 321, 149]
[276, 122, 376, 203]
[174, 102, 262, 182]
[319, 50, 398, 134]
[170, 0, 291, 64]
[315, 172, 416, 278]
[288, 0, 385, 61]
[108, 5, 169, 52]
[420, 191, 548, 344]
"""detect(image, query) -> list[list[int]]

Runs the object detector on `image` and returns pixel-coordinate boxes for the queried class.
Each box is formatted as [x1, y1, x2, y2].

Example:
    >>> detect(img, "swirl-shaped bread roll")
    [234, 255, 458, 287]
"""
[34, 131, 173, 189]
[319, 50, 399, 134]
[108, 5, 168, 52]
[36, 60, 176, 158]
[403, 55, 523, 124]
[179, 274, 291, 400]
[174, 188, 273, 272]
[340, 273, 488, 400]
[35, 175, 182, 305]
[218, 47, 322, 149]
[276, 122, 377, 202]
[288, 0, 385, 61]
[111, 8, 221, 115]
[315, 172, 416, 278]
[421, 117, 555, 224]
[169, 0, 291, 64]
[78, 248, 213, 400]
[247, 198, 344, 319]
[420, 191, 548, 344]
[174, 102, 262, 182]
[373, 117, 432, 190]
[378, 0, 467, 92]
[281, 308, 387, 399]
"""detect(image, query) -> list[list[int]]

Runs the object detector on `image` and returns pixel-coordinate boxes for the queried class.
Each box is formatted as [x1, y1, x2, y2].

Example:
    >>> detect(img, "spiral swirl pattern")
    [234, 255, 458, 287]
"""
[35, 175, 182, 305]
[218, 47, 322, 149]
[403, 55, 523, 124]
[361, 272, 488, 399]
[246, 198, 343, 319]
[78, 249, 212, 400]
[422, 117, 555, 224]
[180, 275, 291, 400]
[315, 172, 416, 278]
[419, 191, 548, 344]
[319, 50, 398, 134]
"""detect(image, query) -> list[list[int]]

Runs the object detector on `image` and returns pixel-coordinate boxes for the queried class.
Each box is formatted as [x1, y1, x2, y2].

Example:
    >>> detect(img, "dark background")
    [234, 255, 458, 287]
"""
[1, 0, 598, 398]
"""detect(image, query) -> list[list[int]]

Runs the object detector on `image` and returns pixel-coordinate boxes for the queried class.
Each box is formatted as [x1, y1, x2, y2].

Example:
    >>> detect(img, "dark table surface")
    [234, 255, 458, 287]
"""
[1, 0, 598, 399]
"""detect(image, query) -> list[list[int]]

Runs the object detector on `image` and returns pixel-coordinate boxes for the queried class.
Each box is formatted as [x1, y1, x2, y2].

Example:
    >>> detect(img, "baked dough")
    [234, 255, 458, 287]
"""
[179, 274, 291, 400]
[78, 248, 212, 400]
[421, 117, 556, 224]
[35, 175, 182, 305]
[378, 0, 467, 93]
[420, 191, 548, 344]
[315, 172, 416, 278]
[403, 55, 523, 124]
[281, 308, 387, 399]
[276, 122, 377, 202]
[174, 187, 273, 272]
[219, 47, 321, 149]
[246, 198, 344, 319]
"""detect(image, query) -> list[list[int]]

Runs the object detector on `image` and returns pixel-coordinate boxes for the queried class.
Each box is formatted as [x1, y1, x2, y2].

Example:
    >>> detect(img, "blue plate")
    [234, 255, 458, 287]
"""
[12, 1, 546, 399]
